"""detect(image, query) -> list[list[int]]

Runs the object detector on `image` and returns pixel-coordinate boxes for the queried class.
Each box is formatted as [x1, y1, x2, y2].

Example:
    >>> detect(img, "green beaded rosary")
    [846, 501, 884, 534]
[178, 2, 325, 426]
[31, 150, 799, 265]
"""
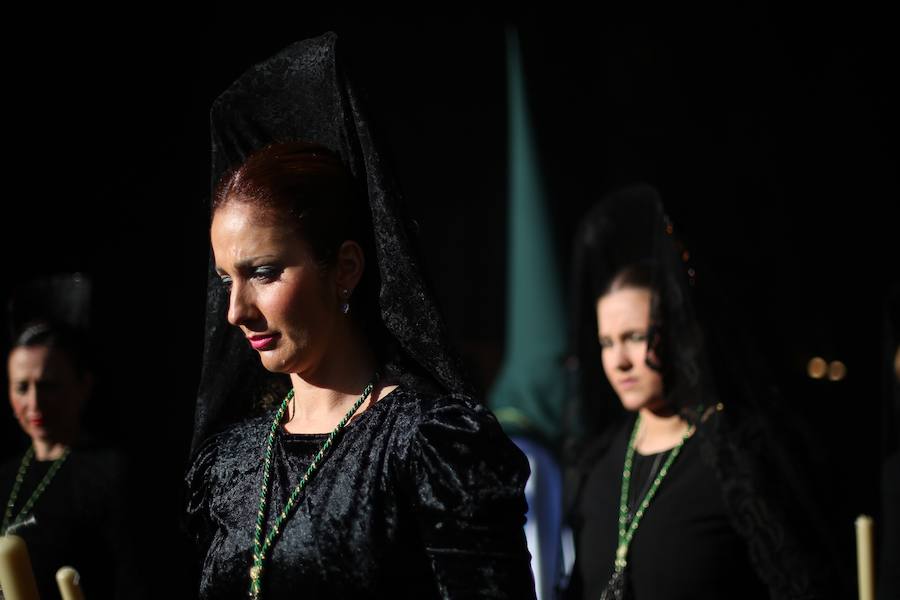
[602, 414, 693, 600]
[2, 446, 71, 534]
[249, 374, 378, 599]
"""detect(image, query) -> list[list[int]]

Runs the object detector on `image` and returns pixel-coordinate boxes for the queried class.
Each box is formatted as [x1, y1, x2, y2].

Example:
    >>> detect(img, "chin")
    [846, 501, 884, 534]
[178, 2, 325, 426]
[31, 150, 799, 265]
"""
[260, 348, 308, 375]
[259, 356, 293, 374]
[618, 392, 652, 413]
[618, 400, 645, 413]
[629, 397, 671, 416]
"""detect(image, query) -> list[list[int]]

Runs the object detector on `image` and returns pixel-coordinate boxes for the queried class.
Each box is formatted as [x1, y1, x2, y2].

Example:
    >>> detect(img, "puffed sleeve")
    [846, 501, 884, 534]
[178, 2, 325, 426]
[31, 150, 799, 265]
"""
[184, 435, 220, 555]
[400, 396, 537, 599]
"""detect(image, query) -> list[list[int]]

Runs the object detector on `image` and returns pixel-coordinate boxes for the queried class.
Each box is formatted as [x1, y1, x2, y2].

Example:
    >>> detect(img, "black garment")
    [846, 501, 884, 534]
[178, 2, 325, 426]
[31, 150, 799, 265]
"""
[185, 385, 536, 599]
[565, 415, 766, 600]
[0, 447, 143, 600]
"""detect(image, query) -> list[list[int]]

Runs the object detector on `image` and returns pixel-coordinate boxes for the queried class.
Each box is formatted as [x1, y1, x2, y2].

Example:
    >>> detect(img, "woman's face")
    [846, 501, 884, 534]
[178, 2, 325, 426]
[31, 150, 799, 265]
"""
[8, 345, 88, 444]
[596, 287, 664, 412]
[211, 201, 343, 376]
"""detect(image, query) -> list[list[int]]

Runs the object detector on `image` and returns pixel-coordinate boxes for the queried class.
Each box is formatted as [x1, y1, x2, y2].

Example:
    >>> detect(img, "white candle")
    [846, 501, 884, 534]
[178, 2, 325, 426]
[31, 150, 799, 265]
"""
[56, 566, 86, 600]
[0, 535, 40, 600]
[855, 515, 875, 600]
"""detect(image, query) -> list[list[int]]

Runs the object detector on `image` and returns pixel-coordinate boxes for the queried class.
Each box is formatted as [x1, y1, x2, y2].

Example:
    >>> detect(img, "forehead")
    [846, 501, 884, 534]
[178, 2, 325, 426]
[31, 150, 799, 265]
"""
[596, 288, 652, 333]
[7, 345, 69, 379]
[211, 202, 305, 262]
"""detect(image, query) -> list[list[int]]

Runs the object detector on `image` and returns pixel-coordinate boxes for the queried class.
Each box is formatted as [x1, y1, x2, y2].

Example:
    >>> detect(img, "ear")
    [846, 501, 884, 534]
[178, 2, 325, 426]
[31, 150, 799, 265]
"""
[334, 240, 365, 293]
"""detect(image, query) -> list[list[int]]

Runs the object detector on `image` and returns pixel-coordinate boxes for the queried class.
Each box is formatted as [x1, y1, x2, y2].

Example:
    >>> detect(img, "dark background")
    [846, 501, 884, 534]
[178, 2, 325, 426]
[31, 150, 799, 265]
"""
[1, 7, 896, 596]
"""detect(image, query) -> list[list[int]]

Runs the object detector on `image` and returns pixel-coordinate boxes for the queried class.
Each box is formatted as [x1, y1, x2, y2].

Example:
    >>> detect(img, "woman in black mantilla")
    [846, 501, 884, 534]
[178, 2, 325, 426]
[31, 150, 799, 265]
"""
[2, 274, 145, 599]
[562, 186, 847, 599]
[184, 34, 536, 599]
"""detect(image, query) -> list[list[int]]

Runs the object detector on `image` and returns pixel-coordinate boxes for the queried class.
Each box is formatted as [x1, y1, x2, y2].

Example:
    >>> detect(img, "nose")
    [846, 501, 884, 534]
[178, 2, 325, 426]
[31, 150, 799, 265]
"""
[227, 282, 258, 327]
[612, 343, 633, 372]
[18, 383, 41, 415]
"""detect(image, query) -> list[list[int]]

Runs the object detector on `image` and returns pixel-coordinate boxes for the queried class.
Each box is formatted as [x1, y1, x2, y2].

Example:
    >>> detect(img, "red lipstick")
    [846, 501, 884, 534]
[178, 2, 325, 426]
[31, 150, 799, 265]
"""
[248, 334, 279, 350]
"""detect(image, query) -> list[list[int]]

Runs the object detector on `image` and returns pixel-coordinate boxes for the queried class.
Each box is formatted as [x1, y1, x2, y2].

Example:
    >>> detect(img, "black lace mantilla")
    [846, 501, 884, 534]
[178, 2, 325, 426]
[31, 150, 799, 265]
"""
[193, 32, 470, 456]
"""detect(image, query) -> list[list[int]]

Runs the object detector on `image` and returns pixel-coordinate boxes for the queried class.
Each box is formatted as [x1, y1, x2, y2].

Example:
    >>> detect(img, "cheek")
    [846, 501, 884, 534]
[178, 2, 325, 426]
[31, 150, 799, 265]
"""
[257, 280, 304, 324]
[270, 279, 333, 334]
[10, 395, 28, 423]
[599, 350, 616, 379]
[270, 290, 302, 325]
[631, 343, 649, 366]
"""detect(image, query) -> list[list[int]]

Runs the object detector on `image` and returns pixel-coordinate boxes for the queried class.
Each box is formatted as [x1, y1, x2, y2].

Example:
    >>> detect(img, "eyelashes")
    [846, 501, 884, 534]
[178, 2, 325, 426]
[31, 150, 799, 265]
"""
[251, 266, 281, 282]
[217, 266, 282, 291]
[12, 381, 60, 396]
[598, 331, 649, 349]
[217, 273, 234, 294]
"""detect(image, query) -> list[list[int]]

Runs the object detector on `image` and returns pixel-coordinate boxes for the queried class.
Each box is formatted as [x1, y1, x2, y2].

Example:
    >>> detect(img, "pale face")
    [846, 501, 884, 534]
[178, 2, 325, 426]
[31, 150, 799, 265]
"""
[8, 345, 88, 445]
[596, 287, 664, 412]
[211, 202, 342, 376]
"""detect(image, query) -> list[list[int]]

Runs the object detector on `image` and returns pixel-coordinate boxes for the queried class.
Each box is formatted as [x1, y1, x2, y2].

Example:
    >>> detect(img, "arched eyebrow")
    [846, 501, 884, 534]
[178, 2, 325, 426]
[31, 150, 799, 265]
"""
[621, 328, 646, 337]
[620, 328, 648, 339]
[215, 255, 279, 275]
[598, 328, 647, 343]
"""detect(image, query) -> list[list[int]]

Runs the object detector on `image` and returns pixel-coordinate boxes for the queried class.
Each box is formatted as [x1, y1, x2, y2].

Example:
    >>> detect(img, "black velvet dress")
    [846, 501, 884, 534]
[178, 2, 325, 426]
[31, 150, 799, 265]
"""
[185, 385, 536, 599]
[0, 447, 144, 600]
[565, 416, 767, 600]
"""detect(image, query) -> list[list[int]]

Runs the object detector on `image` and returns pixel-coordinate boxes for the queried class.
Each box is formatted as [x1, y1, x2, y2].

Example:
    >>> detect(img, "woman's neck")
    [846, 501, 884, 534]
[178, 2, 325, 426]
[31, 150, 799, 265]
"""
[285, 325, 384, 434]
[634, 406, 689, 454]
[32, 438, 70, 461]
